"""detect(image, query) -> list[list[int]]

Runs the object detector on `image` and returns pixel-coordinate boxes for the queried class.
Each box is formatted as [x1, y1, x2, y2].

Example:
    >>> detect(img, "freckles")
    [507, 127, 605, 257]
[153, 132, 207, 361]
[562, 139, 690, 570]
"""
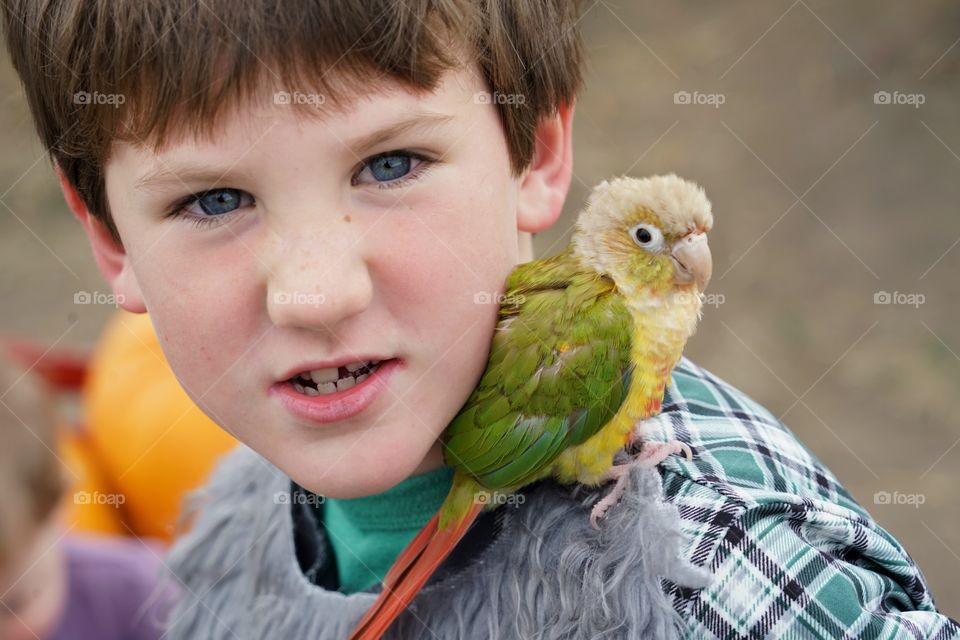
[196, 342, 215, 368]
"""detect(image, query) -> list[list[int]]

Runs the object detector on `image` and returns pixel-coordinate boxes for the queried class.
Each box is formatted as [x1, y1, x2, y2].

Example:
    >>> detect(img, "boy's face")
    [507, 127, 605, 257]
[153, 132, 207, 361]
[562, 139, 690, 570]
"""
[96, 65, 567, 498]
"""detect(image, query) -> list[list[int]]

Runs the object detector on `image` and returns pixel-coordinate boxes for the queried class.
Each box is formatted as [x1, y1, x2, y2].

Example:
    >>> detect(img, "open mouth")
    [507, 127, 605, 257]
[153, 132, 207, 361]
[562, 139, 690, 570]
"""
[287, 360, 385, 396]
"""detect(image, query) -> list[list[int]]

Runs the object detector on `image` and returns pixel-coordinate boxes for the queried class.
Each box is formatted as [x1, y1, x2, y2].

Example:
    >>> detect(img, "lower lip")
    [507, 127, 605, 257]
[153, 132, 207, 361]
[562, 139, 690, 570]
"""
[270, 359, 402, 425]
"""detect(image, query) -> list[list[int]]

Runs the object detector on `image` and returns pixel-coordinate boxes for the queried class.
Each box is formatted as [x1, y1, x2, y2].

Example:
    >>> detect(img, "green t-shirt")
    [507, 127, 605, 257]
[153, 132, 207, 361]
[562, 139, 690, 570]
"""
[316, 465, 454, 594]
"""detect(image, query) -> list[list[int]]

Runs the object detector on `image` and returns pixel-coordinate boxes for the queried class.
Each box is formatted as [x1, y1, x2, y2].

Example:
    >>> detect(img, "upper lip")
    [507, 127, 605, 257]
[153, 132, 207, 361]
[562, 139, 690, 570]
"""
[278, 355, 393, 381]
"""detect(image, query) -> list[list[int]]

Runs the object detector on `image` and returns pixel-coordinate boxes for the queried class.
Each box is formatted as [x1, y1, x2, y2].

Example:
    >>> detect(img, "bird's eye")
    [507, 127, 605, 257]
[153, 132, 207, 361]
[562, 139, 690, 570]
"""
[629, 224, 664, 251]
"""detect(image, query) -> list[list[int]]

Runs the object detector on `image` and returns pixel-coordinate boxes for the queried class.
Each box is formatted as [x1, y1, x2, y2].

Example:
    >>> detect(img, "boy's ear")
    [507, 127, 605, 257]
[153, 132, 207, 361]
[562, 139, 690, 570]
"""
[55, 163, 147, 313]
[516, 101, 575, 234]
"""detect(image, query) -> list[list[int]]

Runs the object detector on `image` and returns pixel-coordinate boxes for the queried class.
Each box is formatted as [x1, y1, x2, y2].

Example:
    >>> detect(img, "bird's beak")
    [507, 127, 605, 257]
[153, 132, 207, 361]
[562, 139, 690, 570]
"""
[670, 231, 712, 291]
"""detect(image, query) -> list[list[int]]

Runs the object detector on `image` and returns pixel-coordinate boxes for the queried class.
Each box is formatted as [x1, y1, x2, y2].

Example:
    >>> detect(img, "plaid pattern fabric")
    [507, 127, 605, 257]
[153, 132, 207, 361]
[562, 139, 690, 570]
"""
[646, 357, 960, 639]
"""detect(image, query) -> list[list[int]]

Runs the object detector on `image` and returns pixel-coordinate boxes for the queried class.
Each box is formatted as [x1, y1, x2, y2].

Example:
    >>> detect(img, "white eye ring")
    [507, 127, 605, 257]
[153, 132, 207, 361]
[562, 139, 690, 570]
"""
[629, 224, 664, 251]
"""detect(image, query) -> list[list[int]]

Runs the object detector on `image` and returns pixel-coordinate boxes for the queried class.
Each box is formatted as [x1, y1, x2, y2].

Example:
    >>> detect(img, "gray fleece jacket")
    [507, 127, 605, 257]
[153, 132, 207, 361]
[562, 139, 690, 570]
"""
[161, 446, 710, 639]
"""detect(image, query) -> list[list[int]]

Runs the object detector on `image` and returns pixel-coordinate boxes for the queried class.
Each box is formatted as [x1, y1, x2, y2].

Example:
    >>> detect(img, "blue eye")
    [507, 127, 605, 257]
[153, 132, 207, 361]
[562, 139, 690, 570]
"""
[353, 151, 431, 188]
[168, 188, 255, 229]
[369, 154, 411, 181]
[193, 189, 246, 216]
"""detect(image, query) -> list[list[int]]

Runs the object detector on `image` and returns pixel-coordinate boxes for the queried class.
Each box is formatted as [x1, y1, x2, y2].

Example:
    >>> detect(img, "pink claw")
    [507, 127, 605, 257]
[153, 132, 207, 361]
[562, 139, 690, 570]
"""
[589, 440, 693, 529]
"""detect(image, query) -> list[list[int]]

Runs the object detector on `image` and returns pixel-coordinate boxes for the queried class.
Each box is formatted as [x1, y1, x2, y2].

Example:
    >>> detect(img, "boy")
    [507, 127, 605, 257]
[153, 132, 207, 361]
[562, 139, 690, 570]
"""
[3, 0, 957, 637]
[0, 356, 171, 639]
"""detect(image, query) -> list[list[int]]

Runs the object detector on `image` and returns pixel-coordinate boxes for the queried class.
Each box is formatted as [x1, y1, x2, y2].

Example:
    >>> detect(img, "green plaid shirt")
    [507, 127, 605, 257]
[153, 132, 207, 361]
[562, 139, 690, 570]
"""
[648, 357, 959, 639]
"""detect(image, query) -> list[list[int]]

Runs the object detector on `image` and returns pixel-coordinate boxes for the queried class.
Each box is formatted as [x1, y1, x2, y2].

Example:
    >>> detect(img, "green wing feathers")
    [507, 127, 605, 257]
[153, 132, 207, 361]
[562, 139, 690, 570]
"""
[443, 251, 634, 490]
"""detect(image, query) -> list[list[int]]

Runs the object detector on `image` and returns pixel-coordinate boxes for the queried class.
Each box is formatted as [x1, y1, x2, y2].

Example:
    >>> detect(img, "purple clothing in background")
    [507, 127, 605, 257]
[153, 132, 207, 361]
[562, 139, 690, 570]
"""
[49, 535, 175, 640]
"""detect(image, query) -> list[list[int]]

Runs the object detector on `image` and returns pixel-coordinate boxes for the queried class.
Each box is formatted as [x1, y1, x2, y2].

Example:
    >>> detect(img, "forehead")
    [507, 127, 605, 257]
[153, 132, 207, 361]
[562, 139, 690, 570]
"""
[105, 63, 490, 190]
[108, 64, 488, 181]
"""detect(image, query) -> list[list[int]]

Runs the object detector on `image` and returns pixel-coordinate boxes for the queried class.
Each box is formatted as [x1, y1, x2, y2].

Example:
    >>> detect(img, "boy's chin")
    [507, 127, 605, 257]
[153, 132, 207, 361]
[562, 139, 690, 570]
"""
[291, 444, 447, 500]
[296, 471, 414, 501]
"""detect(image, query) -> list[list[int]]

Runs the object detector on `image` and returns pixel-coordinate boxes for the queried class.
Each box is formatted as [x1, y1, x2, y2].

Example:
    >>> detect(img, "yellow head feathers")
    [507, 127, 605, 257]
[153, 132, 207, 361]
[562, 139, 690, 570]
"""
[571, 174, 714, 296]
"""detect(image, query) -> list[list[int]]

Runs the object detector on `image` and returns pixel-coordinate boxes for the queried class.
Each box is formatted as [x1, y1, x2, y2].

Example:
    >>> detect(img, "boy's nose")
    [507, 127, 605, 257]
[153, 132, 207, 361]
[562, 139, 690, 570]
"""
[264, 237, 374, 332]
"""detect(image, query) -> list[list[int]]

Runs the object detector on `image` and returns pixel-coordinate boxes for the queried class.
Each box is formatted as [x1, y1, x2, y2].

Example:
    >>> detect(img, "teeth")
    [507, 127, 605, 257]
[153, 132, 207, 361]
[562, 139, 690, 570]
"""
[310, 368, 340, 384]
[292, 359, 385, 395]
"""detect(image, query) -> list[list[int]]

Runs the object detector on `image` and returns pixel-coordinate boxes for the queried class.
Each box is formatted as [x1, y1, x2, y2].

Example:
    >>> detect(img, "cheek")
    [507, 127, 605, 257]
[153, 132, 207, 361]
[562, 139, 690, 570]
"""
[131, 236, 262, 395]
[370, 182, 519, 419]
[374, 178, 518, 343]
[401, 171, 518, 283]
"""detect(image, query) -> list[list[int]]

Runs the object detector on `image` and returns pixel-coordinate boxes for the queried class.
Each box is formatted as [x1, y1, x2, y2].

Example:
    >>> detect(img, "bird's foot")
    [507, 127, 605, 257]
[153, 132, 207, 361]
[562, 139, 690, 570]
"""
[626, 417, 663, 451]
[590, 464, 632, 529]
[589, 440, 693, 530]
[634, 439, 693, 467]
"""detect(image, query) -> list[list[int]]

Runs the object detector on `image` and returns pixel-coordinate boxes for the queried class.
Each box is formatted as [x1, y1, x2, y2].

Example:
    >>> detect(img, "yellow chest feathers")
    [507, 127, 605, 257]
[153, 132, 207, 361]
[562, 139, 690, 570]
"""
[550, 288, 702, 485]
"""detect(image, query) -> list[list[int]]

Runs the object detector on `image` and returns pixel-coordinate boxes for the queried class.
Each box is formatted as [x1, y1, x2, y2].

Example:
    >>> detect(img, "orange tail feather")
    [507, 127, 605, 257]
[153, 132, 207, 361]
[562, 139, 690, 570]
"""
[348, 501, 484, 640]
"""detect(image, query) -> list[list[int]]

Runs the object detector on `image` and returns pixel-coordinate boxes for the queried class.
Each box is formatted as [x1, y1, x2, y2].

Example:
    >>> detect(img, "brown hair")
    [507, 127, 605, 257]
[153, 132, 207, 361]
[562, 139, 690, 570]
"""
[0, 356, 65, 567]
[2, 0, 585, 246]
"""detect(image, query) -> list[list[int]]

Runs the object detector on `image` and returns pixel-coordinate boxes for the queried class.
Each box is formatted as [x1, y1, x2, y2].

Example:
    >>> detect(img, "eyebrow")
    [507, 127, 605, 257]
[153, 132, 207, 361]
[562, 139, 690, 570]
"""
[135, 163, 247, 193]
[134, 111, 457, 192]
[343, 110, 456, 155]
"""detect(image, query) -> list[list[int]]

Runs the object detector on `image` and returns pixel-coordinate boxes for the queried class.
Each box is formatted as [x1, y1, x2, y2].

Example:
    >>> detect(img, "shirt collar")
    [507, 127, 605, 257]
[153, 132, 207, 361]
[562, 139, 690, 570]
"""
[289, 480, 509, 593]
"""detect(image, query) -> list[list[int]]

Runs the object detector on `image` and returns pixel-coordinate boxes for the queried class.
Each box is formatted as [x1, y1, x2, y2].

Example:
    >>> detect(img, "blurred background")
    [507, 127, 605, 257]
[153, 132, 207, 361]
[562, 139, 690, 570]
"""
[1, 0, 958, 615]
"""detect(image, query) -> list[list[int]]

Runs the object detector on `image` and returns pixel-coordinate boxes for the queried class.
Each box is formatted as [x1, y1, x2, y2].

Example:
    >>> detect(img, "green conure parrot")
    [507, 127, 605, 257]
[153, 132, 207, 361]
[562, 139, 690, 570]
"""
[349, 174, 714, 640]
